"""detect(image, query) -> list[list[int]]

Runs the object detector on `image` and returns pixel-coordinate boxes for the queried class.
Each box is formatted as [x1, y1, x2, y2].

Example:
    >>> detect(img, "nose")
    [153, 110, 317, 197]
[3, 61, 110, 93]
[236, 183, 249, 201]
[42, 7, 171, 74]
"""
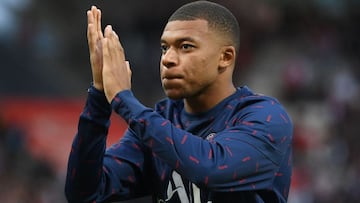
[161, 47, 178, 68]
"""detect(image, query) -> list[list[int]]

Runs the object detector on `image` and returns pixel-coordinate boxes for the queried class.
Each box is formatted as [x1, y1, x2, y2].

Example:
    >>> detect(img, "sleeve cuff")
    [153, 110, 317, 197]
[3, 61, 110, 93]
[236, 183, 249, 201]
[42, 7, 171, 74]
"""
[110, 90, 150, 123]
[82, 85, 112, 124]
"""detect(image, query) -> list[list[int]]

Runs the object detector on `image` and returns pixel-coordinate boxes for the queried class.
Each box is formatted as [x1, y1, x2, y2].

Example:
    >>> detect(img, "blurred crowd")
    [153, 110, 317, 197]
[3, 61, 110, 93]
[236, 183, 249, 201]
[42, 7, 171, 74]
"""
[0, 0, 359, 202]
[0, 117, 66, 202]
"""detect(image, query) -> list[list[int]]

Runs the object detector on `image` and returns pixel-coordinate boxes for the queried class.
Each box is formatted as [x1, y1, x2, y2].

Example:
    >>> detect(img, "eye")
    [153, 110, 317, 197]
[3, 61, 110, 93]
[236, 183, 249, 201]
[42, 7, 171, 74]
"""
[181, 44, 194, 51]
[160, 44, 169, 54]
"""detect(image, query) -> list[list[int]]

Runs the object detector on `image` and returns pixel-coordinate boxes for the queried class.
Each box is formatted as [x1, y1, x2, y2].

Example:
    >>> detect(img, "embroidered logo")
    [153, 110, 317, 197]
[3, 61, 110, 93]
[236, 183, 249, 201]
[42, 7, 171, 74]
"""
[205, 133, 216, 142]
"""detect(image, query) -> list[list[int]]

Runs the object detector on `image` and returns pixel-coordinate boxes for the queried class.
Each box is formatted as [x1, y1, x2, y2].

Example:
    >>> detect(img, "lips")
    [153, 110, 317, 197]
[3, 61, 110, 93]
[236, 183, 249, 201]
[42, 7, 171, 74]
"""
[162, 75, 183, 89]
[162, 73, 183, 81]
[163, 77, 181, 82]
[163, 73, 183, 79]
[162, 77, 182, 84]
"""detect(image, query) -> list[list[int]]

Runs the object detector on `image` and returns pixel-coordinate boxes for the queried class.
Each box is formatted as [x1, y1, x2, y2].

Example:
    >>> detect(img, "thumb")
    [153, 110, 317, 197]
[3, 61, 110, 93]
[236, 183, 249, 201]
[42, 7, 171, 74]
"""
[125, 61, 132, 79]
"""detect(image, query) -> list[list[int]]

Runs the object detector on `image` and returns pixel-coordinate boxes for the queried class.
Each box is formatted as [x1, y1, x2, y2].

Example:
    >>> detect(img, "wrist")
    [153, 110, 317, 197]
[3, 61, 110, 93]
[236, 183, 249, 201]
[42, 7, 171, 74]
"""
[92, 82, 104, 91]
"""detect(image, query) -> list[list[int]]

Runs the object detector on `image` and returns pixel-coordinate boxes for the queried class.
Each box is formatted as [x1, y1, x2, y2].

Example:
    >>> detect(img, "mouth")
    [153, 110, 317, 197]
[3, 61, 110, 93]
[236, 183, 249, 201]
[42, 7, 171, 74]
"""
[162, 75, 183, 89]
[162, 74, 183, 81]
[163, 77, 181, 82]
[162, 77, 182, 85]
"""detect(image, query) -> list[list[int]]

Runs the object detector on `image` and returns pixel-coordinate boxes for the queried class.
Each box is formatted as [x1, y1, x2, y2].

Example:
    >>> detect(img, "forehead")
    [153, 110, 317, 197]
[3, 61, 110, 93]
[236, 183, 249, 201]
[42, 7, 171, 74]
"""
[161, 19, 213, 42]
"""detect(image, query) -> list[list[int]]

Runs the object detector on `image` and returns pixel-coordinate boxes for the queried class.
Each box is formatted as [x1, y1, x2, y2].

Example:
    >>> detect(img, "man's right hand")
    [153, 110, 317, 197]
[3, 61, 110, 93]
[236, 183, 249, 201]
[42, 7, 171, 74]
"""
[87, 6, 104, 91]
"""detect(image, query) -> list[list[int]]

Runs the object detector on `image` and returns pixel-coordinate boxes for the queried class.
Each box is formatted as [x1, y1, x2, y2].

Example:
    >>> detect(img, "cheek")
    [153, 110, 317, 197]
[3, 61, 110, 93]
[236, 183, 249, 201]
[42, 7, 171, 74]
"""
[196, 57, 219, 77]
[187, 62, 218, 87]
[159, 64, 165, 77]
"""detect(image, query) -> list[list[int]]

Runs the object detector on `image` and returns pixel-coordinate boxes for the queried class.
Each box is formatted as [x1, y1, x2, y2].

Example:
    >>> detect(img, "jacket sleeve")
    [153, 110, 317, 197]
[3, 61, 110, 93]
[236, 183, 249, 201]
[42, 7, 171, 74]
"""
[65, 86, 152, 203]
[111, 90, 293, 192]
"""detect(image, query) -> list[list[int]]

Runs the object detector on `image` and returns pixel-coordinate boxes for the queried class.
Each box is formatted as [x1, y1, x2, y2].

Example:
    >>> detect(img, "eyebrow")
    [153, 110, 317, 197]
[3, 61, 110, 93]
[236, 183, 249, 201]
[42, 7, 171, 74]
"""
[160, 37, 197, 44]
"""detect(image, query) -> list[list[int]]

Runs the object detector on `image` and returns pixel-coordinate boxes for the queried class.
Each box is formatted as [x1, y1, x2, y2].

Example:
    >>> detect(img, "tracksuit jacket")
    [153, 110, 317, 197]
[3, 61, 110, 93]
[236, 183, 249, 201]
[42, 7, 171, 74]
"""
[65, 85, 293, 203]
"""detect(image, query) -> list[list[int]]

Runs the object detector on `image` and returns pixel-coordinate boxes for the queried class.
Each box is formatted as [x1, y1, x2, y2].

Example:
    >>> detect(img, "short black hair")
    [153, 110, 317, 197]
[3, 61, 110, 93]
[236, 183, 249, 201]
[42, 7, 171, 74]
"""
[168, 1, 240, 52]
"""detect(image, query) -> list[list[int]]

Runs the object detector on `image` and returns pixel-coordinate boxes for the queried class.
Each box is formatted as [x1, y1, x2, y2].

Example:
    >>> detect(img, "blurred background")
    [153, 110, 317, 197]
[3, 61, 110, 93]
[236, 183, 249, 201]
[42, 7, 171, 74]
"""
[0, 0, 359, 202]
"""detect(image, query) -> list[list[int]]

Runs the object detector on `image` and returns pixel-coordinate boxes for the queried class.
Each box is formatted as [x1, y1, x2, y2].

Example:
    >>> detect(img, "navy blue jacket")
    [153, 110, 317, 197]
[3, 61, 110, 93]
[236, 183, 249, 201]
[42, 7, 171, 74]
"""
[65, 86, 293, 203]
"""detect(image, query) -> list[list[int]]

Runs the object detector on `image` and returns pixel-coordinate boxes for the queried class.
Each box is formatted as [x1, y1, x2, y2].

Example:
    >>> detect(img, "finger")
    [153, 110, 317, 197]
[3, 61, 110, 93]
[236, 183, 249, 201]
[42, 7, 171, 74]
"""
[104, 25, 117, 63]
[87, 24, 95, 50]
[87, 6, 97, 23]
[96, 8, 103, 38]
[91, 6, 98, 27]
[104, 25, 112, 39]
[89, 6, 102, 40]
[87, 7, 95, 34]
[126, 61, 132, 79]
[106, 26, 125, 62]
[91, 5, 98, 18]
[111, 30, 122, 50]
[87, 9, 94, 25]
[87, 11, 97, 50]
[102, 37, 110, 70]
[111, 30, 126, 65]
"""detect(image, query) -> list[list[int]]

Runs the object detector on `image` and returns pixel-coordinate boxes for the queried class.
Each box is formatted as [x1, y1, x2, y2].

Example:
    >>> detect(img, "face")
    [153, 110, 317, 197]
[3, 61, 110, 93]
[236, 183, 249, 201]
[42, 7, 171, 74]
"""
[160, 19, 225, 100]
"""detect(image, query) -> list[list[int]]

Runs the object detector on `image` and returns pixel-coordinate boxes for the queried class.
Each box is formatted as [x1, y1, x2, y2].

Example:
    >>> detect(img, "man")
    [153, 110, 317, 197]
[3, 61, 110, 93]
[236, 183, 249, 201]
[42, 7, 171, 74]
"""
[65, 1, 293, 203]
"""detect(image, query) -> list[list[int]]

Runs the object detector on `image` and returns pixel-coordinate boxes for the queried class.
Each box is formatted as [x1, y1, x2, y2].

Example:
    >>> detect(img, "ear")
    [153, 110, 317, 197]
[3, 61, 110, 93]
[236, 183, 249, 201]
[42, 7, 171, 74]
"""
[218, 46, 236, 73]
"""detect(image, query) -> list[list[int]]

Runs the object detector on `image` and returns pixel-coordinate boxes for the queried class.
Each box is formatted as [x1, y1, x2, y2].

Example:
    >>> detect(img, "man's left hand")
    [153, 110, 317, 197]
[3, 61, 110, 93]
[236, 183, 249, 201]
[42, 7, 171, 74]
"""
[102, 25, 132, 103]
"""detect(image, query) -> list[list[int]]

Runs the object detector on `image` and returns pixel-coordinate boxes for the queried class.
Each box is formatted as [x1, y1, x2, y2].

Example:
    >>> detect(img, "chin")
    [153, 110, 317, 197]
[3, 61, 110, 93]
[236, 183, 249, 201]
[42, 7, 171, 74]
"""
[164, 89, 184, 100]
[166, 94, 184, 101]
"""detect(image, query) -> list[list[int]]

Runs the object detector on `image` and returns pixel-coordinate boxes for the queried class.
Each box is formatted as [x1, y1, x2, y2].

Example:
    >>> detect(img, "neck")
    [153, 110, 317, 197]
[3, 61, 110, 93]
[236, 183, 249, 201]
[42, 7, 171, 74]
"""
[184, 84, 236, 114]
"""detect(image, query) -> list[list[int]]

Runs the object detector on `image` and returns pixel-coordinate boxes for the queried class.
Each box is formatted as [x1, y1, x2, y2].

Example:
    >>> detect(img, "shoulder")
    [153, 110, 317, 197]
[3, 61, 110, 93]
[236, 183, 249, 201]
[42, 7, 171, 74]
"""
[232, 86, 292, 126]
